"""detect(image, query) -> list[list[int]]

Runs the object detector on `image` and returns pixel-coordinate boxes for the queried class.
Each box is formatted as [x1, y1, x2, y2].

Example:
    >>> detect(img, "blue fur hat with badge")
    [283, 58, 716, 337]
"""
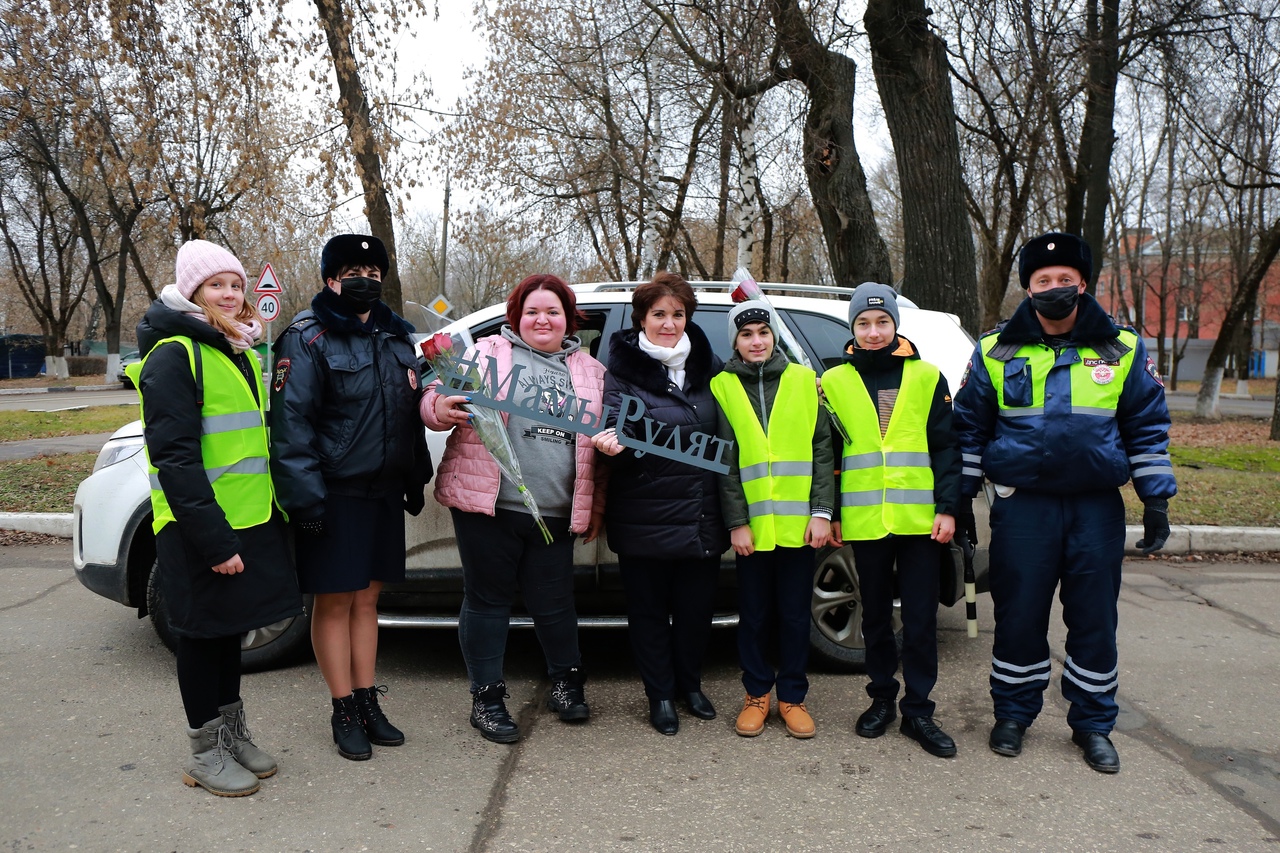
[1018, 231, 1092, 289]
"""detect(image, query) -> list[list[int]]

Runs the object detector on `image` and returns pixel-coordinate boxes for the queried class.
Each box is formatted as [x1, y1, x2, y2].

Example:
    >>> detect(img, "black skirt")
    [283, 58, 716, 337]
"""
[156, 513, 303, 639]
[294, 492, 407, 594]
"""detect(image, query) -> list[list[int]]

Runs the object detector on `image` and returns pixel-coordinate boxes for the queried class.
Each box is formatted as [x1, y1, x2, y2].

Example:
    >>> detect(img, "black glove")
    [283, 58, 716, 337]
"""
[1136, 498, 1170, 555]
[404, 489, 426, 517]
[956, 497, 978, 549]
[296, 518, 326, 537]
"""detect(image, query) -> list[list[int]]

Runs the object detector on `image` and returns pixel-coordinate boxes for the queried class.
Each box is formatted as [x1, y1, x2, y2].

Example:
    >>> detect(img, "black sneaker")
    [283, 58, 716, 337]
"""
[547, 667, 590, 722]
[331, 694, 373, 761]
[471, 682, 520, 743]
[354, 685, 405, 746]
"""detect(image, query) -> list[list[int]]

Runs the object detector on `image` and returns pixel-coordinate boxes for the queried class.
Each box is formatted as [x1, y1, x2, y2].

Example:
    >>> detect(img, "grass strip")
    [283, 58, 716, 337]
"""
[0, 406, 138, 442]
[0, 452, 99, 513]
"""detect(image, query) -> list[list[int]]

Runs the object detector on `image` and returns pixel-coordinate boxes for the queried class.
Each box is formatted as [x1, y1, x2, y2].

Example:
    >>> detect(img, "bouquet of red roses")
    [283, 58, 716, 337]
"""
[420, 332, 554, 544]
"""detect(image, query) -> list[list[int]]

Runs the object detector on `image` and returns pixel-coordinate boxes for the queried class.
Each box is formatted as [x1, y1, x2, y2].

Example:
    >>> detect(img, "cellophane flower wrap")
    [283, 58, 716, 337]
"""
[420, 332, 554, 544]
[728, 268, 851, 445]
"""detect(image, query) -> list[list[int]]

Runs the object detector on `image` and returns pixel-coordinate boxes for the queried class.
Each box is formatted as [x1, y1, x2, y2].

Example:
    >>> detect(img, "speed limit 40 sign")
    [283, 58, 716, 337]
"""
[256, 292, 281, 322]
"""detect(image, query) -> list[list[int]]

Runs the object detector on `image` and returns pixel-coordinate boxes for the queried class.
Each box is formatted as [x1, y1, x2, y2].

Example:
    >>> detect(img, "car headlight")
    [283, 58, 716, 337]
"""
[92, 436, 145, 473]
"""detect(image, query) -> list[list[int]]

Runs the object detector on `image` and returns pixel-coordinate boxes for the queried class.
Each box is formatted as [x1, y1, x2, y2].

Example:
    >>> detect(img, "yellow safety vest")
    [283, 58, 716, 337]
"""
[131, 337, 274, 534]
[711, 364, 817, 550]
[822, 359, 938, 539]
[982, 329, 1138, 418]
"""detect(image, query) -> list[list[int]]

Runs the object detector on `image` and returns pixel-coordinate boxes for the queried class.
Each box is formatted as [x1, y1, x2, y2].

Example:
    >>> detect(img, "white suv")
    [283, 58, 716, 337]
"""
[73, 282, 984, 671]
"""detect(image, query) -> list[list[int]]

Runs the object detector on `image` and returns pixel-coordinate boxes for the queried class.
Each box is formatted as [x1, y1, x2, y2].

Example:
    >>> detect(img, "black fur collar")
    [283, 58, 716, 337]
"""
[997, 292, 1120, 346]
[310, 285, 415, 338]
[606, 321, 718, 393]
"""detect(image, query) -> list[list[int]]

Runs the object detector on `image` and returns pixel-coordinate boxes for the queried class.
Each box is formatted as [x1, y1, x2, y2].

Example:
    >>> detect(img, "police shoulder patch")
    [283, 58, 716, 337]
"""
[1145, 356, 1164, 387]
[273, 358, 291, 392]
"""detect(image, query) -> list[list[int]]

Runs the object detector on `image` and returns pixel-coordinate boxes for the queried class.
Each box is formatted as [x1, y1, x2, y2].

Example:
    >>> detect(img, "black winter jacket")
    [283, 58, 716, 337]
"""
[601, 323, 729, 560]
[269, 287, 433, 521]
[135, 301, 302, 638]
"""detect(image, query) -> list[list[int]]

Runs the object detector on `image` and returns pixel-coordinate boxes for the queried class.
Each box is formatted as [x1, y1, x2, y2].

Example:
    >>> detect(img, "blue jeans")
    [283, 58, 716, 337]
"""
[451, 508, 578, 690]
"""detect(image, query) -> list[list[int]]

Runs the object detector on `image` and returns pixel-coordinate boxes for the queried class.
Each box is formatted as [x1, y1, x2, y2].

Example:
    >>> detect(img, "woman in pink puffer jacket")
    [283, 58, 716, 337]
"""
[421, 274, 606, 744]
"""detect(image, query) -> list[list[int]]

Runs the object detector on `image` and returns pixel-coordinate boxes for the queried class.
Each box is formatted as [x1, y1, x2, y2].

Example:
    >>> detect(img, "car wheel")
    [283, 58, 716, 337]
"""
[145, 559, 313, 672]
[809, 544, 902, 672]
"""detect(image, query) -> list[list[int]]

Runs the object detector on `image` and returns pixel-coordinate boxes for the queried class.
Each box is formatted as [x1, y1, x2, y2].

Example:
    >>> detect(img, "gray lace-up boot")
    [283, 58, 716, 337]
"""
[218, 699, 278, 778]
[183, 717, 261, 797]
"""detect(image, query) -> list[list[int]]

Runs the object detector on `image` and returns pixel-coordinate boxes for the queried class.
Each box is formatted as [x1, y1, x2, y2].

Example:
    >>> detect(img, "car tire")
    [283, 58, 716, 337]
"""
[809, 544, 903, 672]
[145, 559, 313, 672]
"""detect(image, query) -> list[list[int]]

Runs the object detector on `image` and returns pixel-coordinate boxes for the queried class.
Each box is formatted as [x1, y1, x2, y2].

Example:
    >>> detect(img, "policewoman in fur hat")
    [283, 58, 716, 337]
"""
[952, 232, 1177, 773]
[821, 282, 963, 758]
[710, 300, 834, 740]
[130, 240, 303, 796]
[268, 234, 433, 762]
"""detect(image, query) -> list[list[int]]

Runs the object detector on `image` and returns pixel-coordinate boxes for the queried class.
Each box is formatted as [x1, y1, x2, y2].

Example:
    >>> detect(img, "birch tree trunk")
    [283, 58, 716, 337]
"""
[736, 97, 760, 273]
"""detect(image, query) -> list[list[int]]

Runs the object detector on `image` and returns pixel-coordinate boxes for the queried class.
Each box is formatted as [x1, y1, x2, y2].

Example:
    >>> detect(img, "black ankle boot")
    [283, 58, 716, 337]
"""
[331, 694, 373, 761]
[354, 685, 405, 746]
[471, 682, 520, 743]
[547, 666, 590, 722]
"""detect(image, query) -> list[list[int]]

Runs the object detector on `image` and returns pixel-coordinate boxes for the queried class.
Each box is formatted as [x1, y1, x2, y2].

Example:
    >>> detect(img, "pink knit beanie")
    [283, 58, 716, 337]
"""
[175, 240, 247, 300]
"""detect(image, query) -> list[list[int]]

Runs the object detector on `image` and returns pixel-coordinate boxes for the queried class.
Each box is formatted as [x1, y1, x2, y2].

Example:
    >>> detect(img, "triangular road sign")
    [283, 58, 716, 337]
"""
[255, 263, 283, 294]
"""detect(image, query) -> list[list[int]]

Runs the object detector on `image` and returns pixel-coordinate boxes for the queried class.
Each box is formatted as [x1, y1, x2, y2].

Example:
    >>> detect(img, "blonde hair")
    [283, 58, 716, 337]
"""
[193, 281, 262, 341]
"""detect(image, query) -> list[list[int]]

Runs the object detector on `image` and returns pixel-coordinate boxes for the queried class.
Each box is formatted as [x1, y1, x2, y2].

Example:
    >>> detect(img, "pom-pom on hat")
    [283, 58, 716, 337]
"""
[727, 300, 776, 341]
[847, 282, 900, 331]
[1018, 231, 1092, 289]
[321, 234, 389, 282]
[175, 240, 247, 301]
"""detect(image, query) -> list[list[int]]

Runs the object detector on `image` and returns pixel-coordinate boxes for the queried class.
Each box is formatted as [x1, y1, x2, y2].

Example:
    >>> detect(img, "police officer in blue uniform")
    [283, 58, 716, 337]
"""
[952, 232, 1176, 773]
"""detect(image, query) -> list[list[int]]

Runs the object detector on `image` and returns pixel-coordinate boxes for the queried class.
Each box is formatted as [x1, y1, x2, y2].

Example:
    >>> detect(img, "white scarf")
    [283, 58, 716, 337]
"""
[638, 330, 691, 389]
[160, 284, 262, 354]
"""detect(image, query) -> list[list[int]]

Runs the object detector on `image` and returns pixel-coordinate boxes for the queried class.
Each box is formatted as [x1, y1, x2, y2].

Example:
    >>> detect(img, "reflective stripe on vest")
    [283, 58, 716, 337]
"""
[136, 336, 274, 534]
[711, 364, 817, 551]
[821, 360, 938, 539]
[982, 329, 1137, 421]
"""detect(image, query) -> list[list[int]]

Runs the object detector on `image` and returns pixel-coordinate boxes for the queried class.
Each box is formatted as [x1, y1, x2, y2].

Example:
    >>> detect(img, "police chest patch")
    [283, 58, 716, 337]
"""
[273, 358, 291, 392]
[1082, 357, 1119, 367]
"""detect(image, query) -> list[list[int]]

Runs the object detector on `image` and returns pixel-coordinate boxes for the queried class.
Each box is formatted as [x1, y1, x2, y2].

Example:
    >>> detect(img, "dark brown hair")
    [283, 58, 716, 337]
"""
[630, 271, 697, 329]
[505, 274, 586, 335]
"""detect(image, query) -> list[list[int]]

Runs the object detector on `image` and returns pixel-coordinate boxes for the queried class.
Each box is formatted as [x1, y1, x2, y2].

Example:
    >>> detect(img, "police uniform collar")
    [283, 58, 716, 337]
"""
[310, 285, 415, 337]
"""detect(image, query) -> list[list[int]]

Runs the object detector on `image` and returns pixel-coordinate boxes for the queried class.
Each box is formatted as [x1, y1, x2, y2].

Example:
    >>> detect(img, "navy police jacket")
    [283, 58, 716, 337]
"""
[952, 293, 1177, 502]
[268, 286, 433, 521]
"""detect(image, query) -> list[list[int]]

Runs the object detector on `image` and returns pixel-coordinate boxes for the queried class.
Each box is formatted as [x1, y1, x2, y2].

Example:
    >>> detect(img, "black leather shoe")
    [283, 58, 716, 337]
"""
[855, 699, 897, 738]
[900, 716, 957, 757]
[1072, 730, 1120, 773]
[331, 695, 373, 761]
[989, 719, 1026, 757]
[684, 691, 717, 720]
[649, 699, 679, 735]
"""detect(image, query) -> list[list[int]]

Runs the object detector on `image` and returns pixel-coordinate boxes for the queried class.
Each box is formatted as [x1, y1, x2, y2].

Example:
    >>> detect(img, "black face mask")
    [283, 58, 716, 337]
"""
[339, 275, 382, 313]
[1029, 285, 1080, 321]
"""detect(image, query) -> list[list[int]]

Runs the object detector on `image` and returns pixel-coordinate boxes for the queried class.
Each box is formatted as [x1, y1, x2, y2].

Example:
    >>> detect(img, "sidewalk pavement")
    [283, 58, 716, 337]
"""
[0, 383, 125, 395]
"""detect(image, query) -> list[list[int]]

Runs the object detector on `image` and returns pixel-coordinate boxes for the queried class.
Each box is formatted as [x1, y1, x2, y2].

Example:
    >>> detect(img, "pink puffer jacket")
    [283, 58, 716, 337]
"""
[420, 334, 607, 533]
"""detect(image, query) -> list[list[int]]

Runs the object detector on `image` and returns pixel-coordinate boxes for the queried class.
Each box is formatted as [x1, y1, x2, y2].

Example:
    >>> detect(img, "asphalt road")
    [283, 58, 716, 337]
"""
[2, 543, 1278, 852]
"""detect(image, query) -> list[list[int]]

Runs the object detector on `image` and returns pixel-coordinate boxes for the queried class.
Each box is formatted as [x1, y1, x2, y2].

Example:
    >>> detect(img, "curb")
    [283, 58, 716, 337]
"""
[0, 513, 74, 537]
[0, 384, 125, 396]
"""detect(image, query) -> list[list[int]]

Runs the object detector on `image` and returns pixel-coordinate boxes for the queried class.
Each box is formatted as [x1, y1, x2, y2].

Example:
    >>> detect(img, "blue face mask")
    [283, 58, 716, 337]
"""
[1030, 285, 1079, 321]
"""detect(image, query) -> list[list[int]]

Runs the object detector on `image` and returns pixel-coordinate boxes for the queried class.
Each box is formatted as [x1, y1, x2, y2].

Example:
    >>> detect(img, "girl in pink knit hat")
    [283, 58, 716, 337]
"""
[129, 240, 302, 797]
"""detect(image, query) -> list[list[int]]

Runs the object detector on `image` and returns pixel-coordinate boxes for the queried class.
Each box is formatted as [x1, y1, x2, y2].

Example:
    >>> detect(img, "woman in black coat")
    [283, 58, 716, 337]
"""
[134, 240, 302, 797]
[593, 273, 728, 734]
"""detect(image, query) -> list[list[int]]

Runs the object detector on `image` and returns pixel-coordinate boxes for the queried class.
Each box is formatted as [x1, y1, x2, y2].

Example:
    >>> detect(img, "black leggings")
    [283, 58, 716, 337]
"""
[176, 634, 242, 729]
